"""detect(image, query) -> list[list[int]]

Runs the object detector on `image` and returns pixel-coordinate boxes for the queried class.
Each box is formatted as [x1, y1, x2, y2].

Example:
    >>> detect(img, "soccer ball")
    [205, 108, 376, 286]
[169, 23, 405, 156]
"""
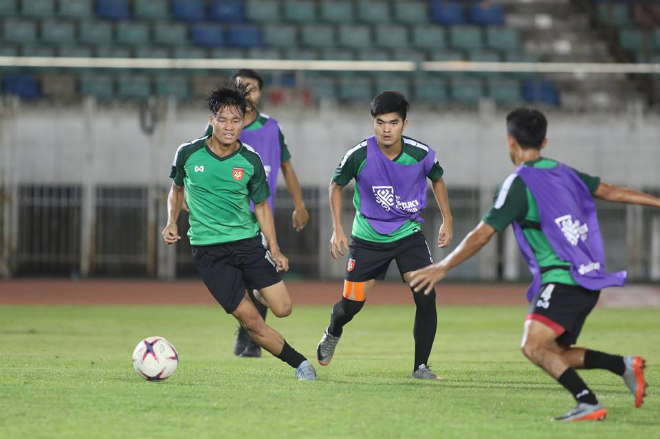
[132, 336, 179, 381]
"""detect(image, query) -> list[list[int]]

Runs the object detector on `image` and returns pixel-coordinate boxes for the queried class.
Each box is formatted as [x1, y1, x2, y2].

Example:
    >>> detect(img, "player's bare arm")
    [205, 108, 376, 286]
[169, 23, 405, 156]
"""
[431, 177, 454, 248]
[254, 200, 289, 272]
[329, 180, 349, 259]
[594, 182, 660, 208]
[162, 183, 184, 244]
[280, 160, 309, 232]
[410, 221, 496, 294]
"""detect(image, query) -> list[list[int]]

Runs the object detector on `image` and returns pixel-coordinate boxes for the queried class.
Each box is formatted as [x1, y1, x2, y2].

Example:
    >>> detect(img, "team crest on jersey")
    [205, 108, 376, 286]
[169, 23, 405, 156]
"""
[347, 258, 356, 272]
[372, 186, 395, 211]
[554, 214, 588, 246]
[232, 167, 244, 181]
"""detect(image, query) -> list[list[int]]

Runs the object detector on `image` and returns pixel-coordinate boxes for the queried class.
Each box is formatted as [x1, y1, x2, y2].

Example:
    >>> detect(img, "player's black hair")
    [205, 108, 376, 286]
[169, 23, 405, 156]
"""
[370, 91, 409, 120]
[506, 107, 548, 149]
[230, 69, 264, 90]
[206, 82, 254, 117]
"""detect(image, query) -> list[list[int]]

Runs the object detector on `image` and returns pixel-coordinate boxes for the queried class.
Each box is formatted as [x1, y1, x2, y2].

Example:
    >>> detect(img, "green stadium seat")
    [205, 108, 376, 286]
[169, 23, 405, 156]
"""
[487, 78, 522, 107]
[413, 76, 448, 104]
[284, 48, 317, 60]
[618, 29, 643, 52]
[20, 0, 54, 18]
[57, 45, 93, 57]
[301, 25, 335, 48]
[598, 4, 632, 27]
[262, 25, 297, 48]
[338, 25, 372, 49]
[305, 74, 336, 101]
[319, 1, 354, 23]
[356, 48, 389, 60]
[245, 0, 280, 22]
[449, 26, 483, 51]
[0, 45, 18, 55]
[0, 0, 17, 17]
[58, 0, 92, 19]
[80, 21, 114, 46]
[80, 75, 114, 101]
[485, 28, 520, 51]
[20, 44, 55, 56]
[283, 0, 316, 23]
[338, 76, 373, 102]
[246, 48, 281, 59]
[155, 75, 190, 101]
[117, 74, 152, 101]
[135, 47, 170, 59]
[411, 25, 446, 50]
[116, 22, 151, 47]
[392, 49, 426, 63]
[3, 19, 37, 43]
[135, 0, 169, 21]
[394, 2, 429, 24]
[319, 48, 354, 61]
[652, 30, 660, 51]
[210, 48, 244, 59]
[173, 47, 207, 59]
[95, 47, 131, 58]
[450, 78, 482, 106]
[153, 23, 188, 47]
[468, 50, 501, 62]
[428, 50, 463, 61]
[374, 75, 411, 97]
[40, 20, 76, 45]
[357, 2, 390, 23]
[374, 24, 409, 49]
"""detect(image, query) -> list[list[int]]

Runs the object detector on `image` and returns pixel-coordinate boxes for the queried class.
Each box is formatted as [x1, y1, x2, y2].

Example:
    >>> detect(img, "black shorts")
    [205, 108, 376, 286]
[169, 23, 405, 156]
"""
[345, 232, 434, 282]
[526, 283, 600, 345]
[192, 235, 281, 314]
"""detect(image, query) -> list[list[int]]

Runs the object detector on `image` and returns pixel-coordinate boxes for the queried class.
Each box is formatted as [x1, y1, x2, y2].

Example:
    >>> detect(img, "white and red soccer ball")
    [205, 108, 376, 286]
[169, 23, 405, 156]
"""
[132, 336, 178, 381]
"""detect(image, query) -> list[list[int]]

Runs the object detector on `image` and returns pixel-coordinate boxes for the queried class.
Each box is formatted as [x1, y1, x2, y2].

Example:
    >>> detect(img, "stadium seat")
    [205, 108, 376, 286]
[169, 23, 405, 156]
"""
[305, 74, 336, 101]
[20, 0, 54, 18]
[246, 48, 281, 59]
[20, 44, 55, 56]
[3, 73, 40, 99]
[262, 25, 297, 48]
[95, 47, 130, 58]
[374, 24, 409, 49]
[80, 74, 114, 100]
[374, 75, 411, 98]
[338, 76, 373, 102]
[227, 25, 261, 48]
[319, 48, 355, 61]
[598, 4, 632, 27]
[427, 50, 463, 61]
[58, 45, 94, 58]
[429, 1, 466, 25]
[413, 75, 448, 104]
[0, 45, 18, 56]
[117, 74, 151, 101]
[301, 25, 335, 48]
[79, 21, 114, 47]
[618, 29, 643, 52]
[485, 28, 520, 51]
[522, 79, 560, 105]
[58, 0, 92, 18]
[173, 47, 207, 59]
[356, 48, 390, 60]
[171, 0, 205, 23]
[134, 0, 169, 21]
[245, 0, 280, 22]
[135, 47, 170, 59]
[0, 0, 17, 16]
[449, 78, 482, 106]
[411, 25, 446, 50]
[3, 19, 37, 43]
[283, 0, 316, 23]
[338, 25, 372, 49]
[487, 78, 522, 106]
[96, 0, 130, 20]
[319, 1, 354, 23]
[469, 3, 505, 26]
[392, 49, 426, 63]
[191, 24, 225, 48]
[116, 22, 150, 47]
[155, 75, 190, 101]
[357, 2, 391, 23]
[40, 73, 77, 101]
[284, 48, 317, 60]
[468, 50, 501, 62]
[209, 0, 244, 23]
[210, 48, 244, 59]
[40, 20, 76, 45]
[394, 2, 429, 24]
[153, 23, 189, 47]
[449, 26, 483, 51]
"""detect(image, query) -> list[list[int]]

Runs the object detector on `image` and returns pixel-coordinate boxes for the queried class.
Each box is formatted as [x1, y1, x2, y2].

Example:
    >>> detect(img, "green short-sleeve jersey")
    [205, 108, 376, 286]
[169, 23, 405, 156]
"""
[482, 158, 601, 285]
[170, 136, 270, 245]
[333, 136, 444, 243]
[204, 113, 291, 163]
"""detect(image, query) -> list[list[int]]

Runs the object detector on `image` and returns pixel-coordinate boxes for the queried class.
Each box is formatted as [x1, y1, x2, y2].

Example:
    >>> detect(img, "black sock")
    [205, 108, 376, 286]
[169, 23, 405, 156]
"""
[412, 289, 437, 371]
[275, 341, 306, 369]
[328, 297, 364, 337]
[247, 288, 268, 321]
[584, 349, 625, 375]
[557, 369, 598, 405]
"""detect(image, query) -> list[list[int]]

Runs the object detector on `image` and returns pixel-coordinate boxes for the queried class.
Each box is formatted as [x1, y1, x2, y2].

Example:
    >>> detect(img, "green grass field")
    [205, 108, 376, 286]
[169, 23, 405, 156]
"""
[0, 304, 658, 439]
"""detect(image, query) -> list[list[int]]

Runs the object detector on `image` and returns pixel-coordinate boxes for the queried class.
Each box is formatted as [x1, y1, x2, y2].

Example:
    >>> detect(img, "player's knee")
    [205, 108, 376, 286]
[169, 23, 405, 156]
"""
[240, 313, 266, 336]
[271, 301, 292, 318]
[521, 339, 543, 364]
[412, 288, 436, 308]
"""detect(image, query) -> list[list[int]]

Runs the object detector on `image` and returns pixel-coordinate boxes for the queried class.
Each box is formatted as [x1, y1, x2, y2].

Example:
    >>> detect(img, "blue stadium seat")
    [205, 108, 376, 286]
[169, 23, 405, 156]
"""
[305, 74, 336, 101]
[227, 24, 261, 48]
[191, 24, 225, 48]
[485, 28, 520, 51]
[429, 1, 465, 25]
[3, 73, 40, 99]
[115, 22, 150, 47]
[469, 3, 504, 26]
[449, 26, 483, 51]
[209, 0, 244, 23]
[171, 0, 205, 23]
[96, 0, 130, 20]
[522, 79, 560, 105]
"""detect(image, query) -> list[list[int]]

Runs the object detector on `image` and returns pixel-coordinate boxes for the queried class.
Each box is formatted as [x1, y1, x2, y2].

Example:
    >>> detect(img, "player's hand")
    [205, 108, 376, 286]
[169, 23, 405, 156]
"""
[437, 221, 453, 248]
[162, 223, 181, 245]
[292, 206, 309, 232]
[409, 264, 447, 295]
[330, 228, 349, 260]
[270, 249, 289, 272]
